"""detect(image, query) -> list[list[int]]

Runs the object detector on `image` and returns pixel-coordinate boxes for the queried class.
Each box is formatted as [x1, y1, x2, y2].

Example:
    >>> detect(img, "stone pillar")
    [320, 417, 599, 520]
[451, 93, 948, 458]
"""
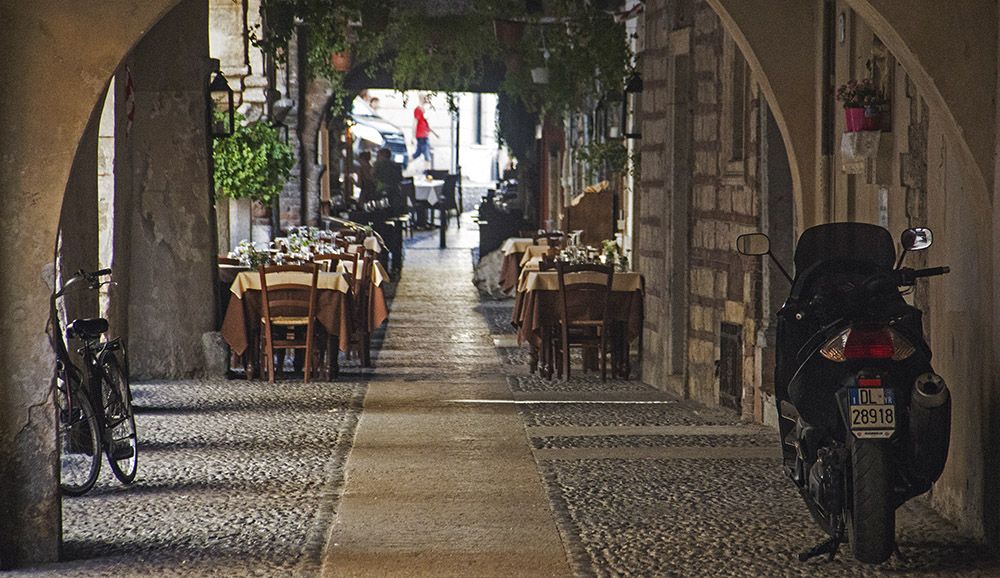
[59, 98, 103, 322]
[122, 0, 216, 378]
[0, 0, 183, 568]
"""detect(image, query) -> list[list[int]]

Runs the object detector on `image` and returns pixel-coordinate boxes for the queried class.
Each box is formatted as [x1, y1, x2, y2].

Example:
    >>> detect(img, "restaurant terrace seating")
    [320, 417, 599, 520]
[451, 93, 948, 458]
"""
[554, 262, 615, 381]
[258, 263, 320, 384]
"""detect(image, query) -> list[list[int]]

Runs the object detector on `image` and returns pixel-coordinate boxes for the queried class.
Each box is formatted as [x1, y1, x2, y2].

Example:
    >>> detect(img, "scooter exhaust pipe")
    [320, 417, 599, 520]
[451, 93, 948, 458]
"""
[908, 372, 951, 488]
[913, 372, 949, 409]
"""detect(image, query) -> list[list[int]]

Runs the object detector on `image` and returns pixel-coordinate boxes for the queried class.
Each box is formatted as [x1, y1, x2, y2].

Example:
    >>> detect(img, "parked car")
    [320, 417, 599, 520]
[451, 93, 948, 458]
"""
[351, 98, 408, 168]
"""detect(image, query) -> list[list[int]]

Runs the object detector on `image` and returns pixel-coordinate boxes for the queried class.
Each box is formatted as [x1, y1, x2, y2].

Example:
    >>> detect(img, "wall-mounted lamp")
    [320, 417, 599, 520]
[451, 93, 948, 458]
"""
[209, 71, 235, 138]
[622, 72, 643, 140]
[599, 91, 624, 140]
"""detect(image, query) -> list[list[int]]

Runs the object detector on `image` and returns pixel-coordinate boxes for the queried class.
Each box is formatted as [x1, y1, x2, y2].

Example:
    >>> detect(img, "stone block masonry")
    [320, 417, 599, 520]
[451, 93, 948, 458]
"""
[637, 0, 764, 416]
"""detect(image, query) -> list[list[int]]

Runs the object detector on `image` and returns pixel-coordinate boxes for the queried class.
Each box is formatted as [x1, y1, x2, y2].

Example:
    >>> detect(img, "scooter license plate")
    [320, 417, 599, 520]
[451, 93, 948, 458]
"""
[848, 387, 896, 439]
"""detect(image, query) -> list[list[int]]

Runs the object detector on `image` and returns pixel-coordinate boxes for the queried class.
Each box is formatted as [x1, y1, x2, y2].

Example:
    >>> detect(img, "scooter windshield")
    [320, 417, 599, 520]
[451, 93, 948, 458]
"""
[794, 222, 896, 274]
[788, 223, 896, 302]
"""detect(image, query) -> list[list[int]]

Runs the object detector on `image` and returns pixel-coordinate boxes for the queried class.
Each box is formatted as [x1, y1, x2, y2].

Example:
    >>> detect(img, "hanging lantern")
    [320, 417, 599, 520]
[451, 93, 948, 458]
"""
[209, 71, 235, 138]
[622, 73, 643, 140]
[601, 91, 624, 140]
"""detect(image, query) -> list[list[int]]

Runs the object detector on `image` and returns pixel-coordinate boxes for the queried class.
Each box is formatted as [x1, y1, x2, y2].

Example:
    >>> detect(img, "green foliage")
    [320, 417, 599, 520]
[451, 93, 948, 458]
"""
[574, 140, 633, 181]
[501, 4, 632, 117]
[383, 10, 498, 93]
[213, 112, 295, 204]
[253, 1, 632, 122]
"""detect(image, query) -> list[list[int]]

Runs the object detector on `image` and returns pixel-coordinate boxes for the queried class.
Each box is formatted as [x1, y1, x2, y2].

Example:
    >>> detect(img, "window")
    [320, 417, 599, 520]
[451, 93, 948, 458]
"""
[723, 36, 750, 178]
[730, 55, 747, 161]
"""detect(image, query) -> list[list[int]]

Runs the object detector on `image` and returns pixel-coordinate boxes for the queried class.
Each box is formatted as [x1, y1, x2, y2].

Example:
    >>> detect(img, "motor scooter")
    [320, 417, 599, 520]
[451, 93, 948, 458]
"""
[737, 222, 951, 563]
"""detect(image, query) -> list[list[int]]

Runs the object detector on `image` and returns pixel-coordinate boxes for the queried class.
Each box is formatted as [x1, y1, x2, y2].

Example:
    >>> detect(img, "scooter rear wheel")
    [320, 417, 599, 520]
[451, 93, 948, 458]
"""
[847, 437, 895, 563]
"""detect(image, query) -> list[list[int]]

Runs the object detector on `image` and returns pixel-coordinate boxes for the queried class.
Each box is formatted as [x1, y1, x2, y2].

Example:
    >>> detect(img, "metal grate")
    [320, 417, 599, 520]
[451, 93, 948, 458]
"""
[719, 322, 743, 412]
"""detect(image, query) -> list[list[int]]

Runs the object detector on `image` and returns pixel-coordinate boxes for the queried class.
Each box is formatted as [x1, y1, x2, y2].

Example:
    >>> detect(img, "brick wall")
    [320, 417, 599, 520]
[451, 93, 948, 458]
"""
[638, 0, 671, 389]
[638, 0, 764, 418]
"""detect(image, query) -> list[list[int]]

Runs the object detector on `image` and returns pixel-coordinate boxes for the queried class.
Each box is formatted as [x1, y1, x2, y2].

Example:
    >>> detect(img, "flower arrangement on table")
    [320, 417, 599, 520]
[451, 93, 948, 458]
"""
[835, 78, 886, 132]
[600, 239, 631, 272]
[229, 240, 271, 268]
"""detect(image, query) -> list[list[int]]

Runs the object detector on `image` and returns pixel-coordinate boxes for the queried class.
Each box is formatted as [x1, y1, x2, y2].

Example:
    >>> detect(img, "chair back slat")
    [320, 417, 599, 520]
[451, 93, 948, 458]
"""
[257, 263, 320, 383]
[556, 262, 614, 326]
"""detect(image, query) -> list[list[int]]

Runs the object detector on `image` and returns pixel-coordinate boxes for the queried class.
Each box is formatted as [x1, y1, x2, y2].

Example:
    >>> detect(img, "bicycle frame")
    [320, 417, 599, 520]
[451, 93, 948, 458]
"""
[49, 270, 115, 427]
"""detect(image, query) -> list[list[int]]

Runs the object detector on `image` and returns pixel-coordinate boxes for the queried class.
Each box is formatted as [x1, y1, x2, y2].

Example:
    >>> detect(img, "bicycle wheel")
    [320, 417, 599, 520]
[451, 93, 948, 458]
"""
[100, 353, 138, 484]
[57, 384, 101, 496]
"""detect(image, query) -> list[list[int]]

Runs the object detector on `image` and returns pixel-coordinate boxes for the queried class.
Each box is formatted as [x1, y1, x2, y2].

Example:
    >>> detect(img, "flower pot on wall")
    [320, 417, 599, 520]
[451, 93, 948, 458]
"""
[844, 107, 865, 132]
[862, 106, 881, 131]
[331, 51, 352, 72]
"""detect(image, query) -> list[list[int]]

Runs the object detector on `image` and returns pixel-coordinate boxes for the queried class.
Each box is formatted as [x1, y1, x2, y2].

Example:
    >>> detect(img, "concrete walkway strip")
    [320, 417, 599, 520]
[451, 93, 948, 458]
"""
[533, 446, 782, 461]
[525, 424, 775, 437]
[321, 232, 570, 577]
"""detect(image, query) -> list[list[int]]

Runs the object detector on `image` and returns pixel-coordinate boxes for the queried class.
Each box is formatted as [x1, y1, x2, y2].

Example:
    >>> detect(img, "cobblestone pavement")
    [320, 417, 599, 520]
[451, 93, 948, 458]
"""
[13, 219, 998, 577]
[479, 296, 1000, 577]
[13, 375, 364, 576]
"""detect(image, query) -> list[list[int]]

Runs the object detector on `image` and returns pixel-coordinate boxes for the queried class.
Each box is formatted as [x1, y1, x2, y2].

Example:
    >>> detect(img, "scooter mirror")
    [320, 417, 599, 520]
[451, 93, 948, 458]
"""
[901, 227, 933, 251]
[736, 233, 770, 256]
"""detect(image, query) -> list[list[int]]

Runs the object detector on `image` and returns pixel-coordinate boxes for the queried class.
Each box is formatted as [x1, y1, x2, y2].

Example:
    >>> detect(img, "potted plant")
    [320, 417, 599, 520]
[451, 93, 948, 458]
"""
[331, 50, 352, 72]
[835, 78, 885, 132]
[213, 111, 295, 234]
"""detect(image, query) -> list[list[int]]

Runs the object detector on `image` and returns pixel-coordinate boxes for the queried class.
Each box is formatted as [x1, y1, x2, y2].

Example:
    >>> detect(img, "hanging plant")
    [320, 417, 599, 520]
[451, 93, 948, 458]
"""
[213, 111, 295, 204]
[574, 140, 635, 181]
[501, 5, 631, 118]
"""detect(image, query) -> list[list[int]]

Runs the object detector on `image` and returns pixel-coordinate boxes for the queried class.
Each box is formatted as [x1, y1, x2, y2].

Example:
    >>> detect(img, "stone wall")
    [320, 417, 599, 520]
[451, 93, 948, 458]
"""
[638, 0, 763, 416]
[121, 0, 217, 378]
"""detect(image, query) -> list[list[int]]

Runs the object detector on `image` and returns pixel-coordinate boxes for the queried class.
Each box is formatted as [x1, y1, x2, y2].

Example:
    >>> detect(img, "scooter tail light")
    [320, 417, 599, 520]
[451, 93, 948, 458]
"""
[845, 327, 894, 359]
[819, 327, 915, 362]
[819, 328, 851, 362]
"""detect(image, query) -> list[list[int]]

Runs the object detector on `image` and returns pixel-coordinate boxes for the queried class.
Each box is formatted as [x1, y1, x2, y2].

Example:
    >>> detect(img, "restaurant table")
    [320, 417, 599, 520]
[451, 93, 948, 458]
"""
[519, 245, 555, 267]
[500, 237, 535, 256]
[497, 237, 540, 293]
[414, 179, 443, 206]
[512, 270, 644, 377]
[221, 271, 353, 361]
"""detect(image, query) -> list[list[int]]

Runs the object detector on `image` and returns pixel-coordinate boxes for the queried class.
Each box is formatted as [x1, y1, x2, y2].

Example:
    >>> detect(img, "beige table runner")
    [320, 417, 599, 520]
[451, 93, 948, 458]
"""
[230, 270, 350, 298]
[518, 270, 643, 294]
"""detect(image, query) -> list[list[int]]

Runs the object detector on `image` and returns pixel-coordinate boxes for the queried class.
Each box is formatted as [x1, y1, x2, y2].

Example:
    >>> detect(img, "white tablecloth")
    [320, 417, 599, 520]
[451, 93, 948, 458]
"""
[500, 237, 535, 256]
[414, 180, 443, 206]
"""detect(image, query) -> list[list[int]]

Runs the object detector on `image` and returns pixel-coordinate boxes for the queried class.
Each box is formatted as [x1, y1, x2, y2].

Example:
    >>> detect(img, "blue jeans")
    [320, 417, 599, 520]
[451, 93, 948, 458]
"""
[412, 137, 431, 162]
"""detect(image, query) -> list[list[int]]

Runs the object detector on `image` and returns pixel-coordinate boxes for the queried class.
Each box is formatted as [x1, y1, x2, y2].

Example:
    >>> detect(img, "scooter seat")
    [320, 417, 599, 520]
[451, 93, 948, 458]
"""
[67, 318, 109, 340]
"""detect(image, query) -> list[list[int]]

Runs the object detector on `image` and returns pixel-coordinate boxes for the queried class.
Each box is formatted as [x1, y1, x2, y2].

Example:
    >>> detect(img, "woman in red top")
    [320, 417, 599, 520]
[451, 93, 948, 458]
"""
[411, 94, 438, 164]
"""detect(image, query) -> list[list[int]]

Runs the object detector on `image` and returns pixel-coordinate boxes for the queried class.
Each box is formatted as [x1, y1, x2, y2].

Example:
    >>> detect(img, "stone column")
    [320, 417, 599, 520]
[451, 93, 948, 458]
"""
[0, 0, 183, 568]
[59, 99, 103, 322]
[122, 0, 216, 378]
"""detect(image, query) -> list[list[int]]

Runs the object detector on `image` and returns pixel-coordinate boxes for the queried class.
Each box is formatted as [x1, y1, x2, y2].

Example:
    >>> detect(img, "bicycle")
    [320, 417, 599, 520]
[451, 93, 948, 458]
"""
[50, 268, 138, 496]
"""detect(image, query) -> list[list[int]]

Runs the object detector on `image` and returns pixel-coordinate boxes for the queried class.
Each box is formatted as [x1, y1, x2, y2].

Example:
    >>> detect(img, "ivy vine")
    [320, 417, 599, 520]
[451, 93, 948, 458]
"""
[213, 112, 295, 204]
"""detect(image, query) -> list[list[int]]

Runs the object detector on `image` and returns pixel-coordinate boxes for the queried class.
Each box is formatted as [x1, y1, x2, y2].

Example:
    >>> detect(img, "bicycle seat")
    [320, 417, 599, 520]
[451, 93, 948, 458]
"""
[66, 318, 109, 340]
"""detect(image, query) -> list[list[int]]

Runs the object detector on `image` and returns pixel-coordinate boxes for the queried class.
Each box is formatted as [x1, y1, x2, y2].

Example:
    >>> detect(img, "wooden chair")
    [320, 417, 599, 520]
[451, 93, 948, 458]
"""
[218, 256, 241, 266]
[554, 262, 614, 381]
[258, 263, 320, 384]
[312, 253, 360, 379]
[533, 231, 565, 249]
[537, 259, 557, 379]
[312, 252, 357, 273]
[346, 250, 375, 367]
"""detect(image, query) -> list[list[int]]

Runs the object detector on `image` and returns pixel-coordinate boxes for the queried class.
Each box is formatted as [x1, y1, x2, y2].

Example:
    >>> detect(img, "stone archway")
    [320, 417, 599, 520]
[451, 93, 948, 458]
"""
[706, 0, 821, 232]
[0, 1, 182, 567]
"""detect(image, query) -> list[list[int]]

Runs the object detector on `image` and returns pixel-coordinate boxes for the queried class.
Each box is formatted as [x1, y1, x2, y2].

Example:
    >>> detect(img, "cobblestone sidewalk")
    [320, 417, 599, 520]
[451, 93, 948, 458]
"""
[479, 298, 999, 577]
[12, 377, 364, 577]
